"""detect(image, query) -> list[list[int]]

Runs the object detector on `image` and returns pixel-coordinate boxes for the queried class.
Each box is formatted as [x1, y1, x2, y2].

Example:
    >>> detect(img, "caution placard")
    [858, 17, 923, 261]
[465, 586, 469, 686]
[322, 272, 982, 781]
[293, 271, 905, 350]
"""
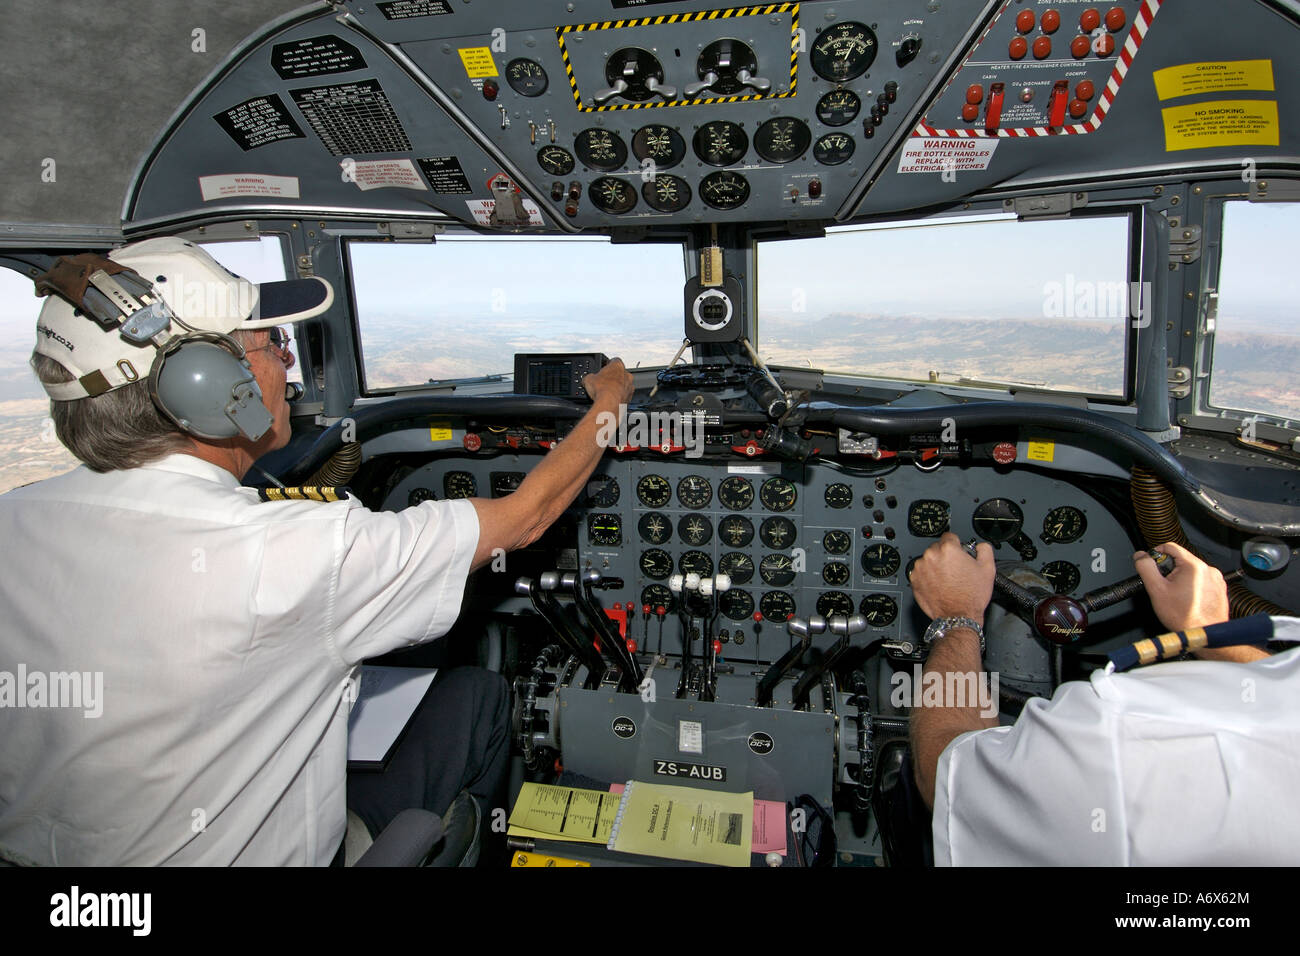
[1153, 60, 1274, 101]
[458, 46, 498, 78]
[1161, 100, 1279, 151]
[898, 138, 999, 174]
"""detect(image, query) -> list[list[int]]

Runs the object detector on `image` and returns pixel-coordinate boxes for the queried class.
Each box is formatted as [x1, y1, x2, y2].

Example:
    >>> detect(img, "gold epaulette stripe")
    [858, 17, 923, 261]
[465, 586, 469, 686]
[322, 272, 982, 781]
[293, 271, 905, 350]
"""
[257, 486, 351, 503]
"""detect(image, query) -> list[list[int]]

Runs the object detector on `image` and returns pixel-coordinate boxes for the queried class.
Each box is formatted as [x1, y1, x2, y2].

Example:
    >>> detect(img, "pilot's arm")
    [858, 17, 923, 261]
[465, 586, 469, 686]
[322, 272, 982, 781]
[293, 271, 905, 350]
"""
[468, 359, 635, 570]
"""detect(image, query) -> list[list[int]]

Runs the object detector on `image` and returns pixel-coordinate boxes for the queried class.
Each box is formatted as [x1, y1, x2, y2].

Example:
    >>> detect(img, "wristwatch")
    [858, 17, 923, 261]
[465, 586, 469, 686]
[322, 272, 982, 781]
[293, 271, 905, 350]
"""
[922, 616, 985, 655]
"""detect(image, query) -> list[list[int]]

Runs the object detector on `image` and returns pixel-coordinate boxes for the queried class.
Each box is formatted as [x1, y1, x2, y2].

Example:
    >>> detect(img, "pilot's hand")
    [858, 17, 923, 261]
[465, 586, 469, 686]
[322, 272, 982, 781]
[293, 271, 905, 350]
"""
[1134, 541, 1229, 632]
[583, 358, 635, 408]
[910, 532, 995, 621]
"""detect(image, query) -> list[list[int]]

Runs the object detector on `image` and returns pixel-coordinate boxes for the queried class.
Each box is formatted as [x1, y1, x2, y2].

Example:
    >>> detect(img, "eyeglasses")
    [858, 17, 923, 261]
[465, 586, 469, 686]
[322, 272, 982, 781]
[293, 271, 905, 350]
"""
[245, 327, 294, 366]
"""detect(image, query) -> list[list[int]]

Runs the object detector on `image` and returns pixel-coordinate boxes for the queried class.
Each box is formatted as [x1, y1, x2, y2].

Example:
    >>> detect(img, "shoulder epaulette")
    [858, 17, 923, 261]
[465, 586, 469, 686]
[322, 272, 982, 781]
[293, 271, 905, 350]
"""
[258, 486, 352, 502]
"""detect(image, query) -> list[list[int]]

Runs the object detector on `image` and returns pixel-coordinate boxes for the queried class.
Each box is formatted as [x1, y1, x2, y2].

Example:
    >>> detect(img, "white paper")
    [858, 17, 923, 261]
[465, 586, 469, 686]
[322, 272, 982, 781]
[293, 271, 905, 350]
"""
[346, 665, 437, 764]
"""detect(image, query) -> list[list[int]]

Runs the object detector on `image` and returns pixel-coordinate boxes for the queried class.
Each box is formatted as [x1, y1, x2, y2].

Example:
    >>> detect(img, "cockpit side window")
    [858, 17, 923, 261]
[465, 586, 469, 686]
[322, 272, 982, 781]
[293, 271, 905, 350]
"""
[199, 237, 301, 385]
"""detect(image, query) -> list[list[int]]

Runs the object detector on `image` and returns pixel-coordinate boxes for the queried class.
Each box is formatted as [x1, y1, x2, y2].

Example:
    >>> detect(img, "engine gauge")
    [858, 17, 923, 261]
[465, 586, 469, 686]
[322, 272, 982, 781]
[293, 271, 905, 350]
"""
[817, 591, 855, 617]
[677, 514, 713, 546]
[638, 511, 672, 544]
[823, 529, 852, 555]
[760, 553, 796, 587]
[505, 57, 549, 97]
[822, 561, 851, 586]
[642, 175, 691, 213]
[1042, 506, 1087, 544]
[639, 548, 674, 580]
[490, 472, 525, 497]
[759, 477, 797, 512]
[907, 499, 950, 537]
[810, 21, 878, 82]
[718, 476, 755, 510]
[719, 552, 754, 584]
[676, 475, 713, 509]
[574, 128, 628, 171]
[585, 474, 619, 507]
[720, 589, 755, 621]
[537, 145, 575, 176]
[759, 591, 796, 622]
[589, 176, 637, 214]
[753, 117, 812, 164]
[759, 516, 797, 549]
[816, 88, 861, 126]
[443, 471, 477, 499]
[679, 550, 714, 577]
[824, 482, 853, 509]
[407, 487, 436, 506]
[859, 593, 899, 627]
[861, 542, 901, 578]
[642, 584, 674, 613]
[693, 120, 748, 166]
[699, 170, 751, 210]
[631, 124, 686, 169]
[1041, 560, 1082, 594]
[973, 498, 1025, 544]
[718, 515, 755, 548]
[813, 132, 855, 166]
[636, 474, 672, 508]
[587, 513, 621, 547]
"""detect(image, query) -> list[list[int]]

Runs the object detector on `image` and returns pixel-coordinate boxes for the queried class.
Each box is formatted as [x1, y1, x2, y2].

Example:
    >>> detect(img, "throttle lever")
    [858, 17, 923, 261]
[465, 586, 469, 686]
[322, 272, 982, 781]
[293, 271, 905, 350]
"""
[564, 570, 643, 691]
[517, 577, 605, 688]
[755, 615, 824, 707]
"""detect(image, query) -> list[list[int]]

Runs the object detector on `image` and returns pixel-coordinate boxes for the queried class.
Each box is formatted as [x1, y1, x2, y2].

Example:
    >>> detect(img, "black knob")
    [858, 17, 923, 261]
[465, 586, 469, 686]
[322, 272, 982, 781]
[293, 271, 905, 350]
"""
[896, 36, 921, 68]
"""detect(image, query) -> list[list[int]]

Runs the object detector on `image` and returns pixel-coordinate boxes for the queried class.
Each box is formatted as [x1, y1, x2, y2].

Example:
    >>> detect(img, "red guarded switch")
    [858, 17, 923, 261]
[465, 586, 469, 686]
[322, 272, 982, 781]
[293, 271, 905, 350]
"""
[985, 83, 1005, 132]
[1048, 80, 1069, 127]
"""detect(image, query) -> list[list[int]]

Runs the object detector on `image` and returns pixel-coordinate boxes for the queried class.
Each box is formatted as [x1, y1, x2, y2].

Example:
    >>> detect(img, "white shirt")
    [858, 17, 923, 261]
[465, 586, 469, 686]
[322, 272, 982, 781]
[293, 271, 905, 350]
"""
[0, 454, 479, 866]
[933, 617, 1300, 865]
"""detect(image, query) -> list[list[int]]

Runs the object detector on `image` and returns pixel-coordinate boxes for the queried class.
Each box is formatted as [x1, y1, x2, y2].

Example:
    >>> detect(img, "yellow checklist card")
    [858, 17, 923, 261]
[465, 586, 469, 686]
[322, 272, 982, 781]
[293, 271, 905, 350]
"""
[507, 782, 620, 844]
[607, 780, 753, 867]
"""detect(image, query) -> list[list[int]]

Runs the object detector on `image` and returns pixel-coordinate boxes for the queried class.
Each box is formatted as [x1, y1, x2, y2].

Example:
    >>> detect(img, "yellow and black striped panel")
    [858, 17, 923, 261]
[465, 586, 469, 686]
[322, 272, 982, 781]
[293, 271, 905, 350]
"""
[556, 3, 800, 112]
[257, 486, 352, 503]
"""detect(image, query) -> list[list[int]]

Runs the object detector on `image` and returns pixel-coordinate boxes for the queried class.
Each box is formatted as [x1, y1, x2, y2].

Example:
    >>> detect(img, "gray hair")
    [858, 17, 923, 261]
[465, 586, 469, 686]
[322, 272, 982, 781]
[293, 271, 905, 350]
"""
[29, 329, 265, 472]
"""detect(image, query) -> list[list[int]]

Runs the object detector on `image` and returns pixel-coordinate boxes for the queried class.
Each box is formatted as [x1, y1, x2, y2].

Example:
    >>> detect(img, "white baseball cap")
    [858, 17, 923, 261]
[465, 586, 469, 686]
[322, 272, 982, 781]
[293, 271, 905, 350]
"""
[33, 236, 334, 400]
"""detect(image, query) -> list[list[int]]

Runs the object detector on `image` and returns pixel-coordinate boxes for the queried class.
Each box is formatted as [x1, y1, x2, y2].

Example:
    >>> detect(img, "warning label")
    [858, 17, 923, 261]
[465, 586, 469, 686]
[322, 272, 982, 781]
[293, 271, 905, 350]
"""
[271, 36, 366, 79]
[898, 137, 999, 174]
[1153, 60, 1274, 101]
[198, 173, 301, 202]
[458, 47, 499, 79]
[213, 94, 305, 151]
[376, 0, 454, 18]
[465, 198, 545, 227]
[1161, 99, 1279, 151]
[418, 156, 473, 194]
[344, 158, 428, 191]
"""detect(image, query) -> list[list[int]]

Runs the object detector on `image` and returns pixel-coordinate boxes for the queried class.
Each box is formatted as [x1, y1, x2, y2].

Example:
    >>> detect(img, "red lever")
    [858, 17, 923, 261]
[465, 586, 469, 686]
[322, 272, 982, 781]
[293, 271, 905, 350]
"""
[1048, 80, 1069, 128]
[985, 83, 1005, 133]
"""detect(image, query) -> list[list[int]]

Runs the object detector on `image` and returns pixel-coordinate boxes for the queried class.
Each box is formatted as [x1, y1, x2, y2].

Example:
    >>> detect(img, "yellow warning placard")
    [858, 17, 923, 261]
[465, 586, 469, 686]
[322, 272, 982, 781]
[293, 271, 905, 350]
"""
[1161, 100, 1279, 151]
[1026, 441, 1055, 463]
[1153, 60, 1274, 101]
[429, 421, 454, 442]
[458, 46, 498, 78]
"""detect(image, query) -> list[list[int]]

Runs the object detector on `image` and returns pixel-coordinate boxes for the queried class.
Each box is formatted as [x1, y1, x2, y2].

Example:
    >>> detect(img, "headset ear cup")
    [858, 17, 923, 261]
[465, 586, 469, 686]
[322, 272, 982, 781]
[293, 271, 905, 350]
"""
[149, 334, 273, 441]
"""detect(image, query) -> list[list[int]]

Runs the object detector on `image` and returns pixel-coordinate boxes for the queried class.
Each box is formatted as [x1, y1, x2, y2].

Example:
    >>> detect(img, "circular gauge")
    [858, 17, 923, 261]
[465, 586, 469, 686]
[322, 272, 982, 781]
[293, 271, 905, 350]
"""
[719, 551, 755, 584]
[860, 593, 899, 627]
[759, 516, 797, 549]
[1042, 506, 1087, 544]
[677, 514, 713, 546]
[861, 542, 901, 578]
[587, 513, 621, 547]
[753, 117, 812, 164]
[586, 474, 619, 507]
[676, 475, 712, 509]
[407, 487, 436, 506]
[679, 550, 714, 577]
[823, 529, 852, 555]
[810, 21, 878, 82]
[907, 499, 950, 538]
[973, 498, 1025, 544]
[813, 132, 855, 166]
[817, 591, 854, 617]
[1041, 560, 1082, 594]
[637, 474, 671, 507]
[640, 548, 674, 580]
[642, 175, 691, 213]
[642, 583, 674, 613]
[760, 477, 797, 512]
[443, 471, 477, 499]
[760, 553, 796, 587]
[575, 128, 628, 171]
[822, 561, 851, 586]
[718, 476, 755, 510]
[589, 176, 637, 215]
[632, 124, 687, 169]
[693, 120, 748, 166]
[816, 88, 862, 126]
[720, 589, 755, 622]
[505, 57, 549, 96]
[824, 482, 853, 509]
[537, 145, 575, 176]
[638, 511, 672, 544]
[759, 591, 796, 622]
[491, 472, 525, 497]
[718, 514, 755, 548]
[699, 170, 751, 210]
